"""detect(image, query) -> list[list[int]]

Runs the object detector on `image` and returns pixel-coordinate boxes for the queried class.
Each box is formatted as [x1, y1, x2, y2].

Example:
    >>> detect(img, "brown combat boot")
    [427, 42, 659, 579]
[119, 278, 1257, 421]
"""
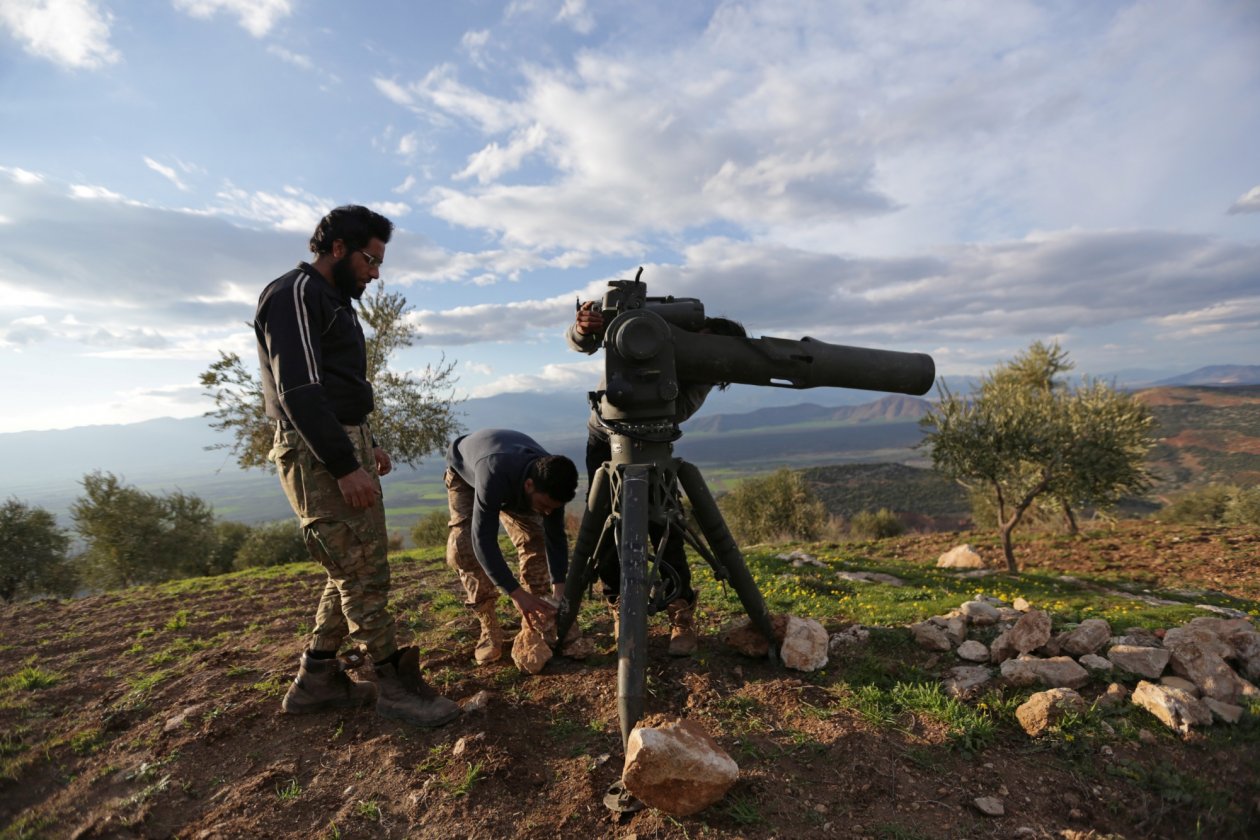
[281, 650, 377, 714]
[374, 647, 461, 728]
[473, 602, 504, 664]
[666, 597, 698, 657]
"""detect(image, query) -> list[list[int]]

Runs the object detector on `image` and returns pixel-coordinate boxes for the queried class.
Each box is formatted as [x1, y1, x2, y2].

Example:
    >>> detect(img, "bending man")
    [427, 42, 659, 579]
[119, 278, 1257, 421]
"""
[445, 428, 580, 665]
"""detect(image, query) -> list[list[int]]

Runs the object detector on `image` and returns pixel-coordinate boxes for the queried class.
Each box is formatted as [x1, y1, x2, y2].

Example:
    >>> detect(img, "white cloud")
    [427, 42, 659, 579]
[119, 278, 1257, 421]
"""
[172, 0, 294, 38]
[555, 0, 594, 35]
[143, 156, 190, 191]
[3, 166, 45, 185]
[266, 44, 313, 70]
[0, 0, 118, 69]
[469, 358, 602, 397]
[1228, 185, 1260, 215]
[212, 184, 331, 232]
[69, 183, 128, 202]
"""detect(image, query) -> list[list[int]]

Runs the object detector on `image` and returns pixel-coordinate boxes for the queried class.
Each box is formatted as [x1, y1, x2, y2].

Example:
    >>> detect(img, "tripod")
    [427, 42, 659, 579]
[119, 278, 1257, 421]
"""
[553, 417, 779, 749]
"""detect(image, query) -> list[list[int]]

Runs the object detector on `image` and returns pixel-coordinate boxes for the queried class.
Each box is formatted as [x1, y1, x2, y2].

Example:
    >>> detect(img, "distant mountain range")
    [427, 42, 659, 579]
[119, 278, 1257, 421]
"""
[2, 364, 1256, 527]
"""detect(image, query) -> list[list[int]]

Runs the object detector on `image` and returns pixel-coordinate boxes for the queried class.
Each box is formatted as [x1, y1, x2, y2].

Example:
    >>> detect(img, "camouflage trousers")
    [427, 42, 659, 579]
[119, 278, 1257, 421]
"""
[444, 468, 551, 608]
[271, 422, 396, 661]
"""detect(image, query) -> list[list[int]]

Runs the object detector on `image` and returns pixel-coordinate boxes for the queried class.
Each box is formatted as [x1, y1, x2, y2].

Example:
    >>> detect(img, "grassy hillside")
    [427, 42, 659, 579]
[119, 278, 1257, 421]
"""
[2, 522, 1258, 839]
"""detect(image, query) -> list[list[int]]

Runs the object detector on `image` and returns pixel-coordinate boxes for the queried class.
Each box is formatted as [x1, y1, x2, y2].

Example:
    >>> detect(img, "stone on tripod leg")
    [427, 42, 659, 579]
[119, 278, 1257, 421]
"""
[780, 615, 828, 672]
[622, 719, 738, 816]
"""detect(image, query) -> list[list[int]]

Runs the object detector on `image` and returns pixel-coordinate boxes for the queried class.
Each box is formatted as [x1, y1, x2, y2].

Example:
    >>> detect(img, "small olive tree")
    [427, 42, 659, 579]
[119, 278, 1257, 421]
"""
[922, 342, 1154, 572]
[201, 284, 463, 471]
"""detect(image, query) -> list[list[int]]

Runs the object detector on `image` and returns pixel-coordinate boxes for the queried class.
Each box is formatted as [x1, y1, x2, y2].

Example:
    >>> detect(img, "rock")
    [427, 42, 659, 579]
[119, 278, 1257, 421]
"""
[780, 616, 829, 672]
[989, 630, 1017, 664]
[779, 550, 826, 567]
[910, 621, 953, 652]
[623, 719, 738, 816]
[828, 625, 871, 656]
[1131, 680, 1213, 735]
[1107, 644, 1170, 679]
[835, 571, 905, 586]
[1204, 697, 1244, 724]
[996, 607, 1023, 622]
[1013, 597, 1032, 611]
[451, 732, 484, 757]
[929, 615, 968, 646]
[511, 624, 552, 674]
[957, 640, 990, 662]
[1164, 624, 1255, 703]
[1159, 676, 1200, 697]
[461, 690, 492, 713]
[1009, 610, 1052, 654]
[1016, 688, 1087, 737]
[1059, 619, 1112, 656]
[937, 544, 986, 569]
[1111, 627, 1162, 648]
[163, 703, 206, 733]
[1096, 682, 1130, 710]
[943, 665, 993, 699]
[1000, 656, 1089, 690]
[959, 600, 1000, 626]
[973, 796, 1005, 816]
[721, 614, 789, 657]
[1079, 654, 1113, 673]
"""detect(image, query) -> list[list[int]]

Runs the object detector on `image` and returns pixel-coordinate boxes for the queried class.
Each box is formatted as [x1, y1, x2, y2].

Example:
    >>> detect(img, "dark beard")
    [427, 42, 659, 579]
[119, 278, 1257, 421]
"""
[331, 255, 363, 300]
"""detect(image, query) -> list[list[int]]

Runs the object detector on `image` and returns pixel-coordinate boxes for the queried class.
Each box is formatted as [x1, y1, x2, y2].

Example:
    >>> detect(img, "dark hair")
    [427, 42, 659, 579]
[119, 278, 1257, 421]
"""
[703, 316, 747, 389]
[529, 455, 579, 503]
[309, 205, 394, 256]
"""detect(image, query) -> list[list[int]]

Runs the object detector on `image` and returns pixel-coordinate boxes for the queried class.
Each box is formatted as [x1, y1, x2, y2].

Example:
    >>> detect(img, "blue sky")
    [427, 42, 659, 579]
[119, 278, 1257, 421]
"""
[0, 0, 1257, 434]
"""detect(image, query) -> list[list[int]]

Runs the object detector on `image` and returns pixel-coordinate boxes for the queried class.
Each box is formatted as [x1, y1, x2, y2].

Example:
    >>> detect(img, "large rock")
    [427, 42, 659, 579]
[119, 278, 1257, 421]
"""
[1016, 688, 1087, 737]
[1131, 680, 1212, 735]
[1000, 656, 1089, 690]
[959, 600, 1000, 626]
[780, 616, 829, 672]
[937, 544, 986, 569]
[1059, 619, 1112, 656]
[942, 665, 993, 699]
[1008, 610, 1052, 654]
[1107, 644, 1170, 679]
[721, 614, 789, 657]
[511, 625, 552, 674]
[989, 630, 1018, 664]
[957, 640, 990, 662]
[623, 719, 738, 816]
[930, 615, 968, 646]
[910, 621, 953, 652]
[1163, 622, 1255, 702]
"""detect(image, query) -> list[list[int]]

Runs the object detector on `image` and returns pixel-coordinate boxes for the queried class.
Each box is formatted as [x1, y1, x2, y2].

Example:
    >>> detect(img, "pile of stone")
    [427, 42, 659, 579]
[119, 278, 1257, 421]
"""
[908, 592, 1260, 736]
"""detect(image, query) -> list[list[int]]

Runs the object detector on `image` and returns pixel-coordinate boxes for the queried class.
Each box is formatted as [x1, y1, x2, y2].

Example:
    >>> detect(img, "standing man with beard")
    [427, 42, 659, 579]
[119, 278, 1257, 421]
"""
[256, 204, 459, 728]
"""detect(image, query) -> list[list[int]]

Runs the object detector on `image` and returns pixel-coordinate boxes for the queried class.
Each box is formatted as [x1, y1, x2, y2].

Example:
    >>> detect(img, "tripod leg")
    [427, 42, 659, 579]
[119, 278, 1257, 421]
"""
[617, 464, 651, 748]
[556, 466, 611, 649]
[677, 461, 779, 663]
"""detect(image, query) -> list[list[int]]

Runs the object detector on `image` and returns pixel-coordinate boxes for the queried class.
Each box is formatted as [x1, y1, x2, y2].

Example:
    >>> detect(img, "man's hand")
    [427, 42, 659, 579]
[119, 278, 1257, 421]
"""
[373, 446, 393, 477]
[509, 586, 557, 628]
[574, 300, 604, 336]
[336, 467, 380, 509]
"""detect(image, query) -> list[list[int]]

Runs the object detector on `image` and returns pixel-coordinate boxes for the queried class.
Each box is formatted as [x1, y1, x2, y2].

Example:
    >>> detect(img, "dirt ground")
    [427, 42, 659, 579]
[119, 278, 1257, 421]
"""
[2, 521, 1258, 839]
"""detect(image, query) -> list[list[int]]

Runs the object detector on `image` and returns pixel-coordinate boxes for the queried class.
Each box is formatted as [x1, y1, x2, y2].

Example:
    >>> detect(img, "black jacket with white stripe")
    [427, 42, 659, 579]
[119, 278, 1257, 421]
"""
[254, 263, 374, 478]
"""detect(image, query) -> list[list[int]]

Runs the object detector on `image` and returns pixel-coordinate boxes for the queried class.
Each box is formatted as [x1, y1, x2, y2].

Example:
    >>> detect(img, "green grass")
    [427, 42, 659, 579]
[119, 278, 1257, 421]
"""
[0, 662, 63, 694]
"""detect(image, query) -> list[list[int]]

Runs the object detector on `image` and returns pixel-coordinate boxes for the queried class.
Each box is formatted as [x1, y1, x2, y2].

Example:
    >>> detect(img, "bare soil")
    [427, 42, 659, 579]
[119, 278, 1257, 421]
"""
[2, 521, 1259, 840]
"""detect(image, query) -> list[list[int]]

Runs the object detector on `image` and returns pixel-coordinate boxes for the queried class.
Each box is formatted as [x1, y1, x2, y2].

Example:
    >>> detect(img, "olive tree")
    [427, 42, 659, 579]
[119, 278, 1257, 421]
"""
[719, 468, 828, 544]
[201, 283, 462, 471]
[0, 498, 75, 602]
[922, 342, 1154, 572]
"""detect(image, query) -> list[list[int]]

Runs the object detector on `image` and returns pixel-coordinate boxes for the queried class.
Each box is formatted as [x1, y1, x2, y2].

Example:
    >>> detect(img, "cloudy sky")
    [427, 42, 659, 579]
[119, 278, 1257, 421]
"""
[1, 0, 1257, 434]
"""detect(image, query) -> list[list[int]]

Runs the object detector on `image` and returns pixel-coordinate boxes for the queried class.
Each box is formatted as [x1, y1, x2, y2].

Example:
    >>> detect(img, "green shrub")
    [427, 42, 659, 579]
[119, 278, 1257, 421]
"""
[232, 520, 308, 569]
[849, 508, 905, 540]
[1157, 484, 1237, 524]
[410, 509, 450, 548]
[1223, 486, 1260, 526]
[718, 468, 828, 543]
